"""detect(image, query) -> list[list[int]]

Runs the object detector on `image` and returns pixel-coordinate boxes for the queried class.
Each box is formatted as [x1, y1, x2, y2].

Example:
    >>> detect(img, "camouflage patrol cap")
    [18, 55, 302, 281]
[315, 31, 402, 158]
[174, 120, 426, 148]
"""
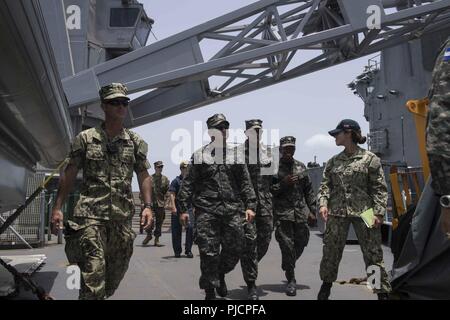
[280, 136, 296, 147]
[180, 160, 189, 169]
[328, 119, 360, 136]
[207, 113, 230, 129]
[154, 161, 164, 167]
[245, 119, 263, 130]
[99, 83, 130, 101]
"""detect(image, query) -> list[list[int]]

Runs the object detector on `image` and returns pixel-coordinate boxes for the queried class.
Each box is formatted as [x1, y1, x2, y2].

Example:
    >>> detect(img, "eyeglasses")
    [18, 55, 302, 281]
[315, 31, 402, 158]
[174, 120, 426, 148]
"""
[107, 100, 129, 107]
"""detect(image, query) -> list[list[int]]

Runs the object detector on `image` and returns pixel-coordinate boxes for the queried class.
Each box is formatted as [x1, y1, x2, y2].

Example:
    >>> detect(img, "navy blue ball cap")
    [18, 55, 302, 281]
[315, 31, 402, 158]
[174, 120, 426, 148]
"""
[328, 119, 361, 136]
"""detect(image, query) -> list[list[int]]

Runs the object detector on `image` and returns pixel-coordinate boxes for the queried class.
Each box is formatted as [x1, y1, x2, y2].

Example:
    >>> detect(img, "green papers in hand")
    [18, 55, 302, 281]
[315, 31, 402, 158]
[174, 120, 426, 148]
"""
[360, 208, 375, 228]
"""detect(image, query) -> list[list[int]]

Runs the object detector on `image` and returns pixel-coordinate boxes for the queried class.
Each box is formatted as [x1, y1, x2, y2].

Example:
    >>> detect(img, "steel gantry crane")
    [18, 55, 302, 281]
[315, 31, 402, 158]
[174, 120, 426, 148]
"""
[62, 0, 450, 128]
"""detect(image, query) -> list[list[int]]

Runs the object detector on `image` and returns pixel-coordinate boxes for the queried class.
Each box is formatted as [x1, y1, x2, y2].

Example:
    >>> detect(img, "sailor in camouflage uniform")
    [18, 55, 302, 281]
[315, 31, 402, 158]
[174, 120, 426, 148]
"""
[51, 83, 153, 300]
[317, 119, 391, 300]
[177, 114, 257, 300]
[271, 136, 317, 297]
[426, 36, 450, 238]
[142, 160, 169, 246]
[237, 119, 274, 300]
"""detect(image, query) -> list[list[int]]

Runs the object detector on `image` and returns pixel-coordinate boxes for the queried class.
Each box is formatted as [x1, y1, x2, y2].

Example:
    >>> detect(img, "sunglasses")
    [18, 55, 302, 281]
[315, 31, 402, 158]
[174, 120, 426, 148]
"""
[107, 100, 129, 107]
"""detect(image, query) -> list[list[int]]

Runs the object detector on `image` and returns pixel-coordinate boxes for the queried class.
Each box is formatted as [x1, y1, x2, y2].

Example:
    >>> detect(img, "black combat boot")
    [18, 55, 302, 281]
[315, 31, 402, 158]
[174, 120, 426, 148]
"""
[205, 288, 216, 300]
[377, 293, 389, 300]
[216, 274, 228, 297]
[247, 282, 258, 300]
[286, 279, 297, 296]
[317, 282, 332, 300]
[285, 269, 296, 296]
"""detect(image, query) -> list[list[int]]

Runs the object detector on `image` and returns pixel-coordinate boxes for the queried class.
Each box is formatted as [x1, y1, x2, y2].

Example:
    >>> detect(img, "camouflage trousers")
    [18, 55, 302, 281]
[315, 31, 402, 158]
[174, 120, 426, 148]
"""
[240, 215, 273, 284]
[319, 215, 391, 293]
[64, 218, 136, 300]
[195, 211, 245, 290]
[274, 219, 309, 273]
[146, 207, 165, 238]
[255, 215, 273, 262]
[240, 220, 258, 284]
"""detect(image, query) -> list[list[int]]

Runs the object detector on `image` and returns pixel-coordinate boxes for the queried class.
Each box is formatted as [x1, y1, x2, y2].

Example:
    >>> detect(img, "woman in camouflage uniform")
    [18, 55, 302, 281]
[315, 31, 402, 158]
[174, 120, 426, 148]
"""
[317, 119, 391, 300]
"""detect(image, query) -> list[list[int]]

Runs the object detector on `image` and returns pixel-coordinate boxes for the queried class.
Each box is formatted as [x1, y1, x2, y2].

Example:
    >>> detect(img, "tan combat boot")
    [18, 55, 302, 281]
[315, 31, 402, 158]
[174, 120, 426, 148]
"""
[142, 234, 152, 246]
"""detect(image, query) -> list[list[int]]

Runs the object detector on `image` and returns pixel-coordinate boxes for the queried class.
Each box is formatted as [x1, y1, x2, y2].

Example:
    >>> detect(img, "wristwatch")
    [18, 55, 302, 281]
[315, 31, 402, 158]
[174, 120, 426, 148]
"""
[143, 203, 153, 209]
[440, 195, 450, 209]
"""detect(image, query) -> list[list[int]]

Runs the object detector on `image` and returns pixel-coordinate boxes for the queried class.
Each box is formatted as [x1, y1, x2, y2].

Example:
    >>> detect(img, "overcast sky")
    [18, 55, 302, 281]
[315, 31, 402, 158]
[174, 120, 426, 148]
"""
[132, 0, 373, 189]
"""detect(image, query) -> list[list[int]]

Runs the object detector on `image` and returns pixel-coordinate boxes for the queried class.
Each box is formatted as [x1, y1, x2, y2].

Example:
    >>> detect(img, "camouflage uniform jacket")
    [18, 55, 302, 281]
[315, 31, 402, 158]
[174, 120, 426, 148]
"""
[68, 124, 150, 221]
[177, 142, 257, 215]
[152, 174, 169, 208]
[235, 141, 274, 217]
[318, 147, 387, 218]
[426, 36, 450, 196]
[271, 158, 317, 223]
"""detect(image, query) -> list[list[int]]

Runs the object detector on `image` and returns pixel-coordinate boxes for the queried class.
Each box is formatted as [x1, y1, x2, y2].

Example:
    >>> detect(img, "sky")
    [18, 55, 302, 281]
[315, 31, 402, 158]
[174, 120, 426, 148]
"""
[131, 0, 373, 190]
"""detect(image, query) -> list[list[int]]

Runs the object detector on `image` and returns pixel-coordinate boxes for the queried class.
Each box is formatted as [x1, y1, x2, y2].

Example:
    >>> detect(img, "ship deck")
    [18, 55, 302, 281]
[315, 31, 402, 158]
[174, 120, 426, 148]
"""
[2, 226, 394, 300]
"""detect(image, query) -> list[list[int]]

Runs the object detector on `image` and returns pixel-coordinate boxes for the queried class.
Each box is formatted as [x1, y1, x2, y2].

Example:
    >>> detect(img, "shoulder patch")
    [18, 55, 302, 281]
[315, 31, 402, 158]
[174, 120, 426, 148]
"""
[71, 133, 84, 152]
[137, 140, 148, 156]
